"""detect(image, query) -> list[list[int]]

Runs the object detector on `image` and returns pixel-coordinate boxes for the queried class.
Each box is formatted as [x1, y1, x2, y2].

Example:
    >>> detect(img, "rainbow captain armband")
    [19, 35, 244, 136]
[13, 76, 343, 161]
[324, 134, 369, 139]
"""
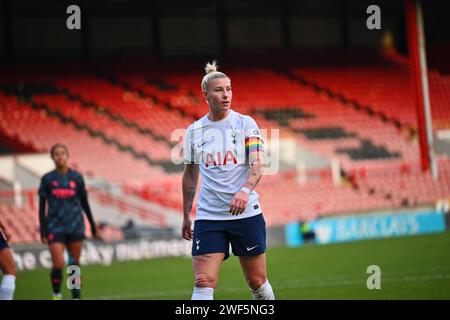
[245, 137, 264, 155]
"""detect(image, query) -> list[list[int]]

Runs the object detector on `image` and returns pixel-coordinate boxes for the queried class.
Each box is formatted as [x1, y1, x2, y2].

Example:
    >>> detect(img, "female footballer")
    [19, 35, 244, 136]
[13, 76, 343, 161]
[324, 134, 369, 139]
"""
[0, 219, 16, 300]
[182, 61, 275, 300]
[38, 143, 97, 300]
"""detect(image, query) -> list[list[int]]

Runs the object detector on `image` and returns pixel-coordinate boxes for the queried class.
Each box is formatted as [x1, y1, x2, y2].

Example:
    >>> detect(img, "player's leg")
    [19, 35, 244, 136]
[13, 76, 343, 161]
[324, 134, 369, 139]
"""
[239, 253, 267, 289]
[229, 214, 275, 300]
[192, 253, 225, 300]
[239, 253, 274, 300]
[66, 239, 83, 300]
[48, 239, 66, 300]
[0, 245, 17, 300]
[191, 220, 228, 300]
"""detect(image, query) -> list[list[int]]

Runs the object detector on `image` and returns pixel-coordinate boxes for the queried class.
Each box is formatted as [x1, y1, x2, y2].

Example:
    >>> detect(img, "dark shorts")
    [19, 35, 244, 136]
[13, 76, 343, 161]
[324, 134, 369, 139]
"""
[192, 213, 266, 260]
[47, 232, 85, 244]
[0, 233, 9, 250]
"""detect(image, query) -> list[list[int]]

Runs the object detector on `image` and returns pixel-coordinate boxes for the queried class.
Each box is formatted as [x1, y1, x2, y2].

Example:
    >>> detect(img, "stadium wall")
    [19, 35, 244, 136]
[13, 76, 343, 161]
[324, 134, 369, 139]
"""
[285, 209, 448, 247]
[12, 238, 192, 271]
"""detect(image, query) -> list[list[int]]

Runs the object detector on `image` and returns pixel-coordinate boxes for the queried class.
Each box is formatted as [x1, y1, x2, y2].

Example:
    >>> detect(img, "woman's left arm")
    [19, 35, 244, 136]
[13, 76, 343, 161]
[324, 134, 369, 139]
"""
[79, 175, 97, 238]
[81, 195, 97, 238]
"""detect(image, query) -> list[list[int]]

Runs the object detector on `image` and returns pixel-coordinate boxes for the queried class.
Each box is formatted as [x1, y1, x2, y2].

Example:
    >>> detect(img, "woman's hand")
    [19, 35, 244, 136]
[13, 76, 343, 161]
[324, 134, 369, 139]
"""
[91, 225, 101, 240]
[229, 190, 249, 215]
[40, 234, 48, 244]
[182, 217, 192, 240]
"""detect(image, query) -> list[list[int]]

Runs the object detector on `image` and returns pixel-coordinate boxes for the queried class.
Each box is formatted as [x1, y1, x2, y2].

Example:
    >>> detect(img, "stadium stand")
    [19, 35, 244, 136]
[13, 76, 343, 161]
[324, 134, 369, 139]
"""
[1, 51, 450, 243]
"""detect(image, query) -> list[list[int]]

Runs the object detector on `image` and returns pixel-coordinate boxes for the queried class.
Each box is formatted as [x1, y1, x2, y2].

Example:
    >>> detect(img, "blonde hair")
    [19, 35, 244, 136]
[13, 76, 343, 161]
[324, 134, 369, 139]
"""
[201, 60, 229, 92]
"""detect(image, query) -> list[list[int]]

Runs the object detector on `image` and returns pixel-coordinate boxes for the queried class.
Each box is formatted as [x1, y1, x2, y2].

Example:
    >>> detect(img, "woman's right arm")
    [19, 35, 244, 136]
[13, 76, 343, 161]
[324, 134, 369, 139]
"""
[181, 164, 199, 240]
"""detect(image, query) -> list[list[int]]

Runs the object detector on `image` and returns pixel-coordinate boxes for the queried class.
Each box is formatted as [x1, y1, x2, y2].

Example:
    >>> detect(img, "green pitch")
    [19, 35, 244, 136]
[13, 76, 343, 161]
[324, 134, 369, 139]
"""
[12, 231, 450, 299]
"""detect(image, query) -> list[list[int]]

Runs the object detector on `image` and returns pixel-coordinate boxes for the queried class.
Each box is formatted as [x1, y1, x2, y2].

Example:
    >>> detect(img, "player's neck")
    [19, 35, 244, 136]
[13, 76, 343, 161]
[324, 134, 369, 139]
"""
[56, 166, 69, 175]
[208, 109, 231, 122]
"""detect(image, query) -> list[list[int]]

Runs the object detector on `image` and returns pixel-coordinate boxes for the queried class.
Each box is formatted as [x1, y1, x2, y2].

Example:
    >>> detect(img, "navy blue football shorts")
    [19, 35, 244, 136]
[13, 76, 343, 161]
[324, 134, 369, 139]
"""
[47, 232, 85, 244]
[192, 213, 266, 260]
[0, 232, 9, 250]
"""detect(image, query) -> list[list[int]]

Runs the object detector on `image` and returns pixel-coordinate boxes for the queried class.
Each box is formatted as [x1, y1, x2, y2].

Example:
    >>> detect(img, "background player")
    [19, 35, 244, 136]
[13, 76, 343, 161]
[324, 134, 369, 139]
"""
[38, 143, 97, 300]
[182, 61, 275, 300]
[0, 219, 16, 300]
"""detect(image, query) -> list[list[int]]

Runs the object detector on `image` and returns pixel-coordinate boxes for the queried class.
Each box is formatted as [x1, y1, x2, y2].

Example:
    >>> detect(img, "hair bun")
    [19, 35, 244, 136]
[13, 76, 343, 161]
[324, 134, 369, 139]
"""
[204, 60, 218, 74]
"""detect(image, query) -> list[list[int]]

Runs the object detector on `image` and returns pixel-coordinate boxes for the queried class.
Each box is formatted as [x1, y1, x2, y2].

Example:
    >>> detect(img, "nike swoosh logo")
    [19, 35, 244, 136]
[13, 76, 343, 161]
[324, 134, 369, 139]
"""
[196, 240, 200, 244]
[197, 141, 207, 148]
[246, 245, 258, 251]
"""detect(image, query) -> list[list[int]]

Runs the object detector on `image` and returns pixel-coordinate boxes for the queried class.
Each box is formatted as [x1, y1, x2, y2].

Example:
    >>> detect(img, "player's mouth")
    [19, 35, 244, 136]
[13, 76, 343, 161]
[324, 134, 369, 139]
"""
[221, 101, 230, 106]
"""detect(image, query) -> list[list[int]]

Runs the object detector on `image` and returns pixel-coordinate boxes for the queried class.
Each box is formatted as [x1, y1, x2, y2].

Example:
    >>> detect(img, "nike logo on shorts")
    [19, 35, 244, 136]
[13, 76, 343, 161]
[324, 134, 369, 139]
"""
[246, 245, 258, 251]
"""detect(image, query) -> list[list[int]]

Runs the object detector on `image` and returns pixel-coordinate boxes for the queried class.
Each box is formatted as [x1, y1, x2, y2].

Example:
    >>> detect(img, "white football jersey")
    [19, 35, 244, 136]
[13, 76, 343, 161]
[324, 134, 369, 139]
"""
[183, 109, 264, 221]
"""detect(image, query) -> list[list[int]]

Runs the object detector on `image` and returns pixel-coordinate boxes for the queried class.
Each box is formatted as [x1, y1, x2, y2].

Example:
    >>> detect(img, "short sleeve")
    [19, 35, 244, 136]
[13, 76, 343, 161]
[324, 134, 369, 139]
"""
[183, 125, 195, 164]
[37, 176, 48, 198]
[244, 116, 264, 141]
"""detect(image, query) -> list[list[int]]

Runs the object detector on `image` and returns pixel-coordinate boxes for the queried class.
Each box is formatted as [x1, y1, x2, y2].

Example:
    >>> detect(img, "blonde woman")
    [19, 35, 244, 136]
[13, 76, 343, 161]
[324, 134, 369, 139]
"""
[182, 61, 275, 300]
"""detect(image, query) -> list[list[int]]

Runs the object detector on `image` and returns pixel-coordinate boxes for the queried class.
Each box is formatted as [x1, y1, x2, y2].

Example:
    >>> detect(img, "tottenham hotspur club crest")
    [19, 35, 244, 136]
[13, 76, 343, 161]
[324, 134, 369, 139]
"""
[231, 131, 237, 144]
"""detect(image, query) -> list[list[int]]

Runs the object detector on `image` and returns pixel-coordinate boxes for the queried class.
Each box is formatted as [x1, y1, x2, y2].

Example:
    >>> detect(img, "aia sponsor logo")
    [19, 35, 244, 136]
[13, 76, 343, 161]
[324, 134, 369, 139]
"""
[205, 150, 237, 167]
